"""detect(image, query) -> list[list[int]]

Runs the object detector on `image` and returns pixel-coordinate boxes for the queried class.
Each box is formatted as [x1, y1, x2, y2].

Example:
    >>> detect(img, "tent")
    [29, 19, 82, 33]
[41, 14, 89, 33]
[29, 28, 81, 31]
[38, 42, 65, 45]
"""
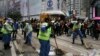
[41, 10, 65, 16]
[40, 10, 66, 22]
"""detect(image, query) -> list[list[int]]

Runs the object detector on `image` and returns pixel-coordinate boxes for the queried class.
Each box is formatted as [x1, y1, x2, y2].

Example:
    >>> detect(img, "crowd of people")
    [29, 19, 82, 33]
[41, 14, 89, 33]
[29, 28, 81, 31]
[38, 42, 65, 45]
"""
[31, 18, 100, 40]
[0, 17, 100, 56]
[54, 19, 100, 45]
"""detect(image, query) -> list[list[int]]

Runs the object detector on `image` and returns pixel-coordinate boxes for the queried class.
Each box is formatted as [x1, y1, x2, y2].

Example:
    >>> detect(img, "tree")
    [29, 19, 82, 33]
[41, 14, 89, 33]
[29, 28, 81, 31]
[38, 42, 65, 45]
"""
[7, 11, 22, 21]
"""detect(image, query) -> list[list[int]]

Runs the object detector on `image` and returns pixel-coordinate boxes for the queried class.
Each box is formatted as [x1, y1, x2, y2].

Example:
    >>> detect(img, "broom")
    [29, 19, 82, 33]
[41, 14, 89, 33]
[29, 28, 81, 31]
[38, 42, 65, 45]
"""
[54, 37, 65, 56]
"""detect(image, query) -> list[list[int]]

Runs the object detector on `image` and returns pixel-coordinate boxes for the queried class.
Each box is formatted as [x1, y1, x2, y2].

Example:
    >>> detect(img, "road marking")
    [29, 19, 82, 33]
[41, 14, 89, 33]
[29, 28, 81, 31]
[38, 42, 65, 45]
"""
[51, 39, 88, 55]
[36, 49, 56, 56]
[19, 54, 23, 56]
[10, 42, 17, 56]
[14, 41, 24, 56]
[16, 34, 25, 56]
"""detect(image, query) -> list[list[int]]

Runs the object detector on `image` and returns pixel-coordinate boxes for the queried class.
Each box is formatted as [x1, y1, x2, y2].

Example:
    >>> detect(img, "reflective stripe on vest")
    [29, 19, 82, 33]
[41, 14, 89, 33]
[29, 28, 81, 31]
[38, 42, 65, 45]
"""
[38, 22, 51, 41]
[1, 26, 8, 34]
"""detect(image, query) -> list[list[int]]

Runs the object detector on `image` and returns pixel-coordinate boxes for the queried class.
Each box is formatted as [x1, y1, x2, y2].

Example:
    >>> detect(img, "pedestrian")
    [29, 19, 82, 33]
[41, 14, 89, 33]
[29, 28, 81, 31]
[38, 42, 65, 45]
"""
[67, 22, 73, 36]
[24, 21, 33, 45]
[38, 18, 52, 56]
[0, 21, 3, 40]
[72, 21, 84, 45]
[93, 22, 100, 40]
[12, 20, 18, 40]
[81, 23, 86, 38]
[1, 18, 13, 50]
[22, 21, 26, 39]
[64, 21, 69, 34]
[55, 21, 61, 36]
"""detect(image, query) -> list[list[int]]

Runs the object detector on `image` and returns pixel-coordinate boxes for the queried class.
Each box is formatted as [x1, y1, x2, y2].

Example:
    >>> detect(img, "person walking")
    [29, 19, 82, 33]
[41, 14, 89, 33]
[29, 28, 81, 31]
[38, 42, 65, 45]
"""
[38, 18, 52, 56]
[93, 22, 100, 40]
[12, 20, 18, 40]
[72, 21, 84, 45]
[24, 21, 33, 45]
[22, 21, 27, 40]
[1, 19, 13, 49]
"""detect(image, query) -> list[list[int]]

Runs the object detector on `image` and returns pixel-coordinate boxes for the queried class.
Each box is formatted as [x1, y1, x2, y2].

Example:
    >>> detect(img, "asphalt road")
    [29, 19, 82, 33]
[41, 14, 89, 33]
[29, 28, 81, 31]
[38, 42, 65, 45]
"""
[0, 29, 100, 56]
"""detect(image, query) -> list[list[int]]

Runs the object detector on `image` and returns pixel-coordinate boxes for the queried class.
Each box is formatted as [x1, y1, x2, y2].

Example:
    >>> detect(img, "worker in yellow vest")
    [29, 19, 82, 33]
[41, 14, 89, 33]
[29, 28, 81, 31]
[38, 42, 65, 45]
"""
[72, 21, 84, 45]
[1, 19, 13, 50]
[38, 18, 52, 56]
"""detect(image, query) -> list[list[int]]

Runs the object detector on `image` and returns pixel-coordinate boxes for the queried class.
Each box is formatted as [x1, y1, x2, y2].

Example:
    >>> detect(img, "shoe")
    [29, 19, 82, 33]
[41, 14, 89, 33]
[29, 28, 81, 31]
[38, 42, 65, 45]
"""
[7, 46, 11, 49]
[4, 47, 7, 50]
[81, 43, 84, 46]
[4, 46, 11, 50]
[24, 42, 27, 44]
[72, 42, 75, 44]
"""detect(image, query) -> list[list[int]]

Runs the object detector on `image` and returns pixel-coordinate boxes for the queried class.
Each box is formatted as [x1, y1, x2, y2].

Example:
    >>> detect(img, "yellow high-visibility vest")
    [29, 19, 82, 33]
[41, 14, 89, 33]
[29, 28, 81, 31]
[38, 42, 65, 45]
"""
[1, 22, 13, 34]
[1, 26, 8, 34]
[38, 22, 51, 41]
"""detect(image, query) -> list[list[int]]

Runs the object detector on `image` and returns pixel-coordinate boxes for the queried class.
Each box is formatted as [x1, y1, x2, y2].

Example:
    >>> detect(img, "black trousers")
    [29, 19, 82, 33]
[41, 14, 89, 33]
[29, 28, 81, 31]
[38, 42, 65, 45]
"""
[4, 42, 10, 50]
[12, 30, 17, 40]
[24, 31, 26, 40]
[93, 30, 99, 40]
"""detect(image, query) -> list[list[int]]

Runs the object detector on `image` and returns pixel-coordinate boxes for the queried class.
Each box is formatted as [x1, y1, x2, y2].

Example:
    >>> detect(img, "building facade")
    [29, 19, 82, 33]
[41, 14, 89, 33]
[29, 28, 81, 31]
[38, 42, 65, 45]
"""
[0, 0, 9, 17]
[8, 0, 20, 13]
[21, 0, 59, 20]
[91, 0, 100, 20]
[60, 0, 86, 17]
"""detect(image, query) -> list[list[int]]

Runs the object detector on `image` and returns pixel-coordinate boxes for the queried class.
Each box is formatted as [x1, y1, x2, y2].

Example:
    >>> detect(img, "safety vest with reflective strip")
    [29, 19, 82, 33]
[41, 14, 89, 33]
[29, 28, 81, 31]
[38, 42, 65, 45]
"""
[1, 23, 13, 34]
[38, 22, 51, 41]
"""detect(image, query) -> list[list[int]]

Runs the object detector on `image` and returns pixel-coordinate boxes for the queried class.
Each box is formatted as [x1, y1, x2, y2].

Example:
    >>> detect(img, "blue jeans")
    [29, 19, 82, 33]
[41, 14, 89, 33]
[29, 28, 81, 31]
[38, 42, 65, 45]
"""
[72, 29, 84, 44]
[25, 32, 32, 44]
[68, 29, 72, 36]
[39, 39, 50, 56]
[2, 34, 11, 44]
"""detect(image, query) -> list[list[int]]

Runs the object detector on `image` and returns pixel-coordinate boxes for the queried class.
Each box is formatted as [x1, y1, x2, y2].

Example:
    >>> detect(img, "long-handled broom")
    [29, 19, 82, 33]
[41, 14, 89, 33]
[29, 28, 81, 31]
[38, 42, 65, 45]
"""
[54, 37, 65, 56]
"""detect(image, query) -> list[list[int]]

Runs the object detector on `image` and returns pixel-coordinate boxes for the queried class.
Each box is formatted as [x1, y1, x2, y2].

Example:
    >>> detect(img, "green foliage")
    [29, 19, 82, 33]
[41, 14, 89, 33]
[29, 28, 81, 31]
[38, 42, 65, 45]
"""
[7, 11, 22, 21]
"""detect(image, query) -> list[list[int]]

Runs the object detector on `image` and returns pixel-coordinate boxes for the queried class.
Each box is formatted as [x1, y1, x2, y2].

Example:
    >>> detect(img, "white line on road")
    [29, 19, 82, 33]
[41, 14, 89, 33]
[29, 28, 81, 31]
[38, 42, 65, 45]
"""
[10, 42, 17, 56]
[14, 41, 24, 56]
[19, 54, 23, 56]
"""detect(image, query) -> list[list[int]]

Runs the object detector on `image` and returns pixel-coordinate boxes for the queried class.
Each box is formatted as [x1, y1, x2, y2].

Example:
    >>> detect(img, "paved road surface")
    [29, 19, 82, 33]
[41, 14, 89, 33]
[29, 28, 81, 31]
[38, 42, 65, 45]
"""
[0, 29, 100, 56]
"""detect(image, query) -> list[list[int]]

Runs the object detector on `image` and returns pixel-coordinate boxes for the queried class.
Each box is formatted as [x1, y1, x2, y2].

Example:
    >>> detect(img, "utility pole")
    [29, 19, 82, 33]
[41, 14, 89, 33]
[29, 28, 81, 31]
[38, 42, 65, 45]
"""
[5, 0, 6, 17]
[70, 0, 71, 16]
[57, 0, 59, 10]
[5, 0, 8, 17]
[27, 0, 30, 20]
[79, 0, 81, 16]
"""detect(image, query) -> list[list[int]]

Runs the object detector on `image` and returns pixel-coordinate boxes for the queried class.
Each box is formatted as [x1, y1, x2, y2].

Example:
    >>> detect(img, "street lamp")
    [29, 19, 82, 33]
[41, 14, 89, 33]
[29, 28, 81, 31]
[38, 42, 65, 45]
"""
[27, 0, 30, 20]
[70, 0, 72, 17]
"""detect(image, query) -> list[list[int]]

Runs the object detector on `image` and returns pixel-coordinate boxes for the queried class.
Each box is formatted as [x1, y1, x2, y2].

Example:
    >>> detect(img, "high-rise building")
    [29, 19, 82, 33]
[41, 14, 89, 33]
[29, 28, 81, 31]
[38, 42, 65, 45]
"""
[8, 0, 20, 12]
[0, 0, 8, 17]
[60, 0, 86, 17]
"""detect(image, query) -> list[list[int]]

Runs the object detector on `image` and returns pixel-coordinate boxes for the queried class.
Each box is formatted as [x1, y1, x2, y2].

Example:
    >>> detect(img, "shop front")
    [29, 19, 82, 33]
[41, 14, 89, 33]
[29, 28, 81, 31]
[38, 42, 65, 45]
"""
[91, 0, 100, 20]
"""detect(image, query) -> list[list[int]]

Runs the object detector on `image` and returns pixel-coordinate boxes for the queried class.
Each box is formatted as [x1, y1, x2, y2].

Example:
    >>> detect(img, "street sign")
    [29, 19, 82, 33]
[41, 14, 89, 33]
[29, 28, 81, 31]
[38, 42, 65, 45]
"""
[47, 0, 53, 10]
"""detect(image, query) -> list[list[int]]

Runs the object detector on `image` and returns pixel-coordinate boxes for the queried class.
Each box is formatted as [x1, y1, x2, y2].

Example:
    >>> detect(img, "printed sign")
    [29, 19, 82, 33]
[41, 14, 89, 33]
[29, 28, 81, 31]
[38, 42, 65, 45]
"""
[47, 0, 53, 10]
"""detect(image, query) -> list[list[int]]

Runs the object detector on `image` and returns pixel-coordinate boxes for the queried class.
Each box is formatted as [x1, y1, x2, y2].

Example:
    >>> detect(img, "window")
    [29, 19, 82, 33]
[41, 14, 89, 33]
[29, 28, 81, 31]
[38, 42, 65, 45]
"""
[95, 5, 100, 17]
